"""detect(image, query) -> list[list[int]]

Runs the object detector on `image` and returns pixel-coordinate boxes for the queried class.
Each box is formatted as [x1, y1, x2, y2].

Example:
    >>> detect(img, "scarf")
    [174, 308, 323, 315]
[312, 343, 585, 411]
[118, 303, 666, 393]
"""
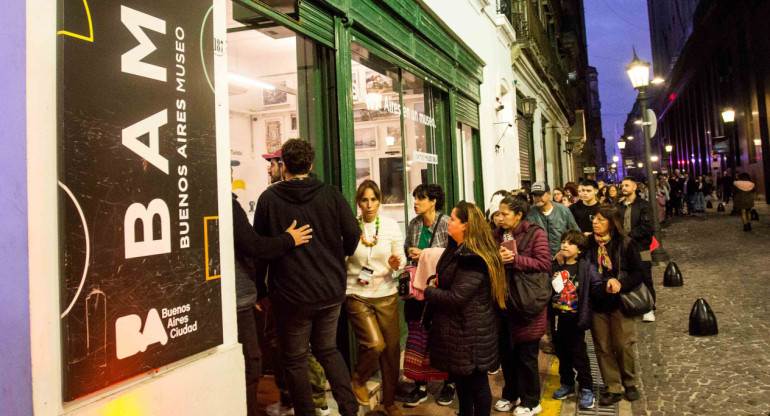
[595, 234, 613, 274]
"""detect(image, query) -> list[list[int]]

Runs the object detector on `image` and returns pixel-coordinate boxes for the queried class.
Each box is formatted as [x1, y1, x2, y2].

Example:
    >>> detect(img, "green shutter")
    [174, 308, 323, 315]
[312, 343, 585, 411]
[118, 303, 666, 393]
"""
[299, 1, 334, 45]
[455, 93, 479, 129]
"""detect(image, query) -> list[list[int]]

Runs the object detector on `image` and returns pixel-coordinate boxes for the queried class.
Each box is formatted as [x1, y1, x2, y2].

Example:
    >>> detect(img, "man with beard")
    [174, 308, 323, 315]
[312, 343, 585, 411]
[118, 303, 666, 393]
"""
[617, 176, 656, 322]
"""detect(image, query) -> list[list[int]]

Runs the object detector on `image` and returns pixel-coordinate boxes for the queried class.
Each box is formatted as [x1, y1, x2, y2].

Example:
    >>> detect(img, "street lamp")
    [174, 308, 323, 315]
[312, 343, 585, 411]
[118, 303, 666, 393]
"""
[638, 162, 644, 168]
[651, 155, 659, 162]
[722, 108, 737, 175]
[665, 144, 673, 152]
[627, 47, 668, 261]
[617, 138, 626, 150]
[613, 155, 619, 163]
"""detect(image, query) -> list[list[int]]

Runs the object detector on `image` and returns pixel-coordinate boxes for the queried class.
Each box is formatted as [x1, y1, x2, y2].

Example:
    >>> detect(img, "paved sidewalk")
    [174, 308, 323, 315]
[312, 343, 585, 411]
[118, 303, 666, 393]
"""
[632, 201, 770, 415]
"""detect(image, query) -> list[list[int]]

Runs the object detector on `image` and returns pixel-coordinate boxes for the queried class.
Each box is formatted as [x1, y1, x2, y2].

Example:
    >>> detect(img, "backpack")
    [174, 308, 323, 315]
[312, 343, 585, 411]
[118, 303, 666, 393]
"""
[504, 225, 552, 325]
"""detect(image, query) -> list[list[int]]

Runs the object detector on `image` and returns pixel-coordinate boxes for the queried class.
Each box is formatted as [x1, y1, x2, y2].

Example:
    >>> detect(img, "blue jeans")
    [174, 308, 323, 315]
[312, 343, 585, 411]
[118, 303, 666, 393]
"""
[273, 298, 358, 416]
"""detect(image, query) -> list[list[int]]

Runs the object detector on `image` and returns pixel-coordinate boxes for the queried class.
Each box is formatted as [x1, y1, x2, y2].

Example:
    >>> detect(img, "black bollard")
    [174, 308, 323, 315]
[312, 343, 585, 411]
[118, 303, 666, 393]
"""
[717, 203, 725, 212]
[751, 209, 759, 221]
[706, 200, 713, 209]
[689, 298, 718, 336]
[663, 262, 683, 287]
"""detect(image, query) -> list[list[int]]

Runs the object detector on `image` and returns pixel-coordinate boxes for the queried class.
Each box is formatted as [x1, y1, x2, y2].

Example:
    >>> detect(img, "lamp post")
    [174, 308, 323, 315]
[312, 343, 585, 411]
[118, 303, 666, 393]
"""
[721, 108, 736, 175]
[627, 48, 668, 261]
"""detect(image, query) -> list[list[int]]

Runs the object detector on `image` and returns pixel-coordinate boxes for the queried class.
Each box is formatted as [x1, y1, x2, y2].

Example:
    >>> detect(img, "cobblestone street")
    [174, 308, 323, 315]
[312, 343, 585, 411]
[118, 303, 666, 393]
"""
[632, 201, 770, 416]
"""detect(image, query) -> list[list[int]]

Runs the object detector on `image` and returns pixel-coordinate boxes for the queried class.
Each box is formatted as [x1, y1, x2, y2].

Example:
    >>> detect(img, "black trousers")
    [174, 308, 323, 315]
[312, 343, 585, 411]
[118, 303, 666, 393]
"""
[453, 369, 492, 416]
[237, 308, 262, 416]
[550, 311, 592, 390]
[273, 299, 358, 416]
[502, 336, 540, 408]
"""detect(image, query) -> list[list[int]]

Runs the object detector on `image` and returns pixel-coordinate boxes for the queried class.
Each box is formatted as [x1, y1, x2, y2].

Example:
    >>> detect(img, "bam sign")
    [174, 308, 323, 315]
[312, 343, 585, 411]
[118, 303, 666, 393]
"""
[57, 0, 222, 400]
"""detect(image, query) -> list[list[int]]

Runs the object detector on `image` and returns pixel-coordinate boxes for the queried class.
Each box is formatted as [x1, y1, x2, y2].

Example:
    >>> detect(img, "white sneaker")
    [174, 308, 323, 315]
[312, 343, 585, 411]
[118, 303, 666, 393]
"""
[494, 398, 519, 412]
[513, 404, 542, 416]
[643, 311, 656, 322]
[316, 407, 330, 416]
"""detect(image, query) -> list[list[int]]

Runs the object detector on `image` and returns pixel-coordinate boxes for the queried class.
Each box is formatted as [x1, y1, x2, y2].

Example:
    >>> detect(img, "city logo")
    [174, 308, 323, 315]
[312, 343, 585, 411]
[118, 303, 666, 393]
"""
[115, 308, 169, 359]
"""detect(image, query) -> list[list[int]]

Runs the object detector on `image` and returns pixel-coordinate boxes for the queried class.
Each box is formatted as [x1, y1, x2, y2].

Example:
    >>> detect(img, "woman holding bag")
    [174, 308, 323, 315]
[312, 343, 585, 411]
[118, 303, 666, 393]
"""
[586, 204, 645, 405]
[402, 184, 453, 407]
[345, 180, 405, 416]
[414, 201, 507, 416]
[492, 194, 551, 416]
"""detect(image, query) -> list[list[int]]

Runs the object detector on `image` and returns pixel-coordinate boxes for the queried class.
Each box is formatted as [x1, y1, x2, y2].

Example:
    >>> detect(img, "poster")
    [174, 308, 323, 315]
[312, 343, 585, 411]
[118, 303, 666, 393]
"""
[57, 0, 222, 400]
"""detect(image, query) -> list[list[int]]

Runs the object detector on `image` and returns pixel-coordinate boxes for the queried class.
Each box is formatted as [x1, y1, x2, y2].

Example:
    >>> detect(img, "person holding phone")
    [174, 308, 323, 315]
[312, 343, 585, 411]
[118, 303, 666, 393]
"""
[492, 194, 551, 416]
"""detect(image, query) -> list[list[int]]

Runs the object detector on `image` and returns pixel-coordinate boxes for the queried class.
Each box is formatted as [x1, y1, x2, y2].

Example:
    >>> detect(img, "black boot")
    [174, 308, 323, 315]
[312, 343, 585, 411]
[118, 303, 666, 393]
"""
[744, 223, 751, 232]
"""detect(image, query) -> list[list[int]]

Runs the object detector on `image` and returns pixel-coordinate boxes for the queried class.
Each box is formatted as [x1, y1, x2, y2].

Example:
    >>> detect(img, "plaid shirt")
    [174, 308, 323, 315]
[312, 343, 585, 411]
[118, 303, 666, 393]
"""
[404, 212, 450, 256]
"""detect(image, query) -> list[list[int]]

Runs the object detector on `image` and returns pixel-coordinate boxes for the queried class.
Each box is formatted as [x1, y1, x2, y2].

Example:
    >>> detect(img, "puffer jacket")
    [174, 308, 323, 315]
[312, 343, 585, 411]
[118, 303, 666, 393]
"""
[424, 240, 499, 375]
[733, 180, 755, 211]
[492, 221, 551, 343]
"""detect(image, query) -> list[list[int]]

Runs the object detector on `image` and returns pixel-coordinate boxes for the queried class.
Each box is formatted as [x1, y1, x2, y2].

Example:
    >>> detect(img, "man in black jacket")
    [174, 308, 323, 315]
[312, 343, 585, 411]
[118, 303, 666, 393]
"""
[618, 177, 656, 322]
[253, 139, 361, 416]
[232, 189, 312, 416]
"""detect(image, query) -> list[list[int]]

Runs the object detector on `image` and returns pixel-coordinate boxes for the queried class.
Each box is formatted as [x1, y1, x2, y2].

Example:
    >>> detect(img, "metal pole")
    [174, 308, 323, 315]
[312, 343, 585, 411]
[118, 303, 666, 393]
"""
[639, 87, 669, 261]
[638, 87, 668, 261]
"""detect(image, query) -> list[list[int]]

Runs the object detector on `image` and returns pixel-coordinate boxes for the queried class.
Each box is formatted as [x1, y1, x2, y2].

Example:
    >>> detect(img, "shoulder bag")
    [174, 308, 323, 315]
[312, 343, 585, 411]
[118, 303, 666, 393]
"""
[505, 225, 551, 325]
[617, 237, 654, 317]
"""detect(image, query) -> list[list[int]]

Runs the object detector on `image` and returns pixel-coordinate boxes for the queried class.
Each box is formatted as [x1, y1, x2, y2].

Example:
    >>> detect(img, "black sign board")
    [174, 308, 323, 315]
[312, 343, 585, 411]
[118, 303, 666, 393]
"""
[712, 136, 731, 155]
[57, 0, 222, 400]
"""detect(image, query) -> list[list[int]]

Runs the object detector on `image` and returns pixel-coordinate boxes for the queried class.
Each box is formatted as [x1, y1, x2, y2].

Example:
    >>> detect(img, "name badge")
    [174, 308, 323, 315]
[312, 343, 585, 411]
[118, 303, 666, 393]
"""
[358, 267, 374, 285]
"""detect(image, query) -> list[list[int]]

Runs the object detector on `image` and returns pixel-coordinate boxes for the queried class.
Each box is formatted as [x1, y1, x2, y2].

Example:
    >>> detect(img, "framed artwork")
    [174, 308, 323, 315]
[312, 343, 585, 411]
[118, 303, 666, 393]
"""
[385, 125, 402, 148]
[365, 71, 394, 94]
[354, 127, 378, 150]
[290, 113, 298, 134]
[355, 158, 372, 187]
[262, 80, 289, 107]
[265, 118, 282, 153]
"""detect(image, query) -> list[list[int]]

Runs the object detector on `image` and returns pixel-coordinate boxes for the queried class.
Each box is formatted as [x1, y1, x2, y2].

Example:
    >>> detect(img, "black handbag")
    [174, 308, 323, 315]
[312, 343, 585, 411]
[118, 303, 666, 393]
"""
[504, 225, 551, 325]
[619, 282, 654, 317]
[614, 243, 654, 317]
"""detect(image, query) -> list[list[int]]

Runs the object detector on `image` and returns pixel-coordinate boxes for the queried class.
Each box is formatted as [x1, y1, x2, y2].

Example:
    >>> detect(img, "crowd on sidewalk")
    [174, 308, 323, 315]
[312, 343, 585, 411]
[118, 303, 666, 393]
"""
[231, 138, 762, 416]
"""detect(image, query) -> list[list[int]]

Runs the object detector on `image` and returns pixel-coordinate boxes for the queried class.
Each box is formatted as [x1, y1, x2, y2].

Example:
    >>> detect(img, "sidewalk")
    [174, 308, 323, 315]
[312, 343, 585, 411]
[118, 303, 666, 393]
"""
[632, 200, 770, 415]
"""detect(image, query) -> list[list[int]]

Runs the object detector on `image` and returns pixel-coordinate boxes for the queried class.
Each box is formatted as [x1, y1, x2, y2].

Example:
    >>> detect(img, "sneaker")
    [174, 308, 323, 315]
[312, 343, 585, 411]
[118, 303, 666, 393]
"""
[402, 387, 428, 408]
[494, 398, 519, 412]
[624, 386, 640, 402]
[316, 407, 330, 416]
[552, 385, 575, 400]
[488, 366, 501, 375]
[642, 310, 656, 322]
[512, 404, 542, 416]
[598, 391, 623, 406]
[579, 389, 595, 409]
[437, 383, 456, 406]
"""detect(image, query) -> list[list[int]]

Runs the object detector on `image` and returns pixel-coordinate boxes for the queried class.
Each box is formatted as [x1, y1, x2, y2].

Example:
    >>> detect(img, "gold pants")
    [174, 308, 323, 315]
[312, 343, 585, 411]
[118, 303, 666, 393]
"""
[591, 308, 638, 394]
[345, 293, 401, 405]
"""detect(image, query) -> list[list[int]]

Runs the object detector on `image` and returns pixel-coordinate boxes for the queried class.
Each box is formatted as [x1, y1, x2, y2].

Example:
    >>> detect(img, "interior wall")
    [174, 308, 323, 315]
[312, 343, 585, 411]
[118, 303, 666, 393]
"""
[1, 0, 33, 414]
[27, 0, 245, 414]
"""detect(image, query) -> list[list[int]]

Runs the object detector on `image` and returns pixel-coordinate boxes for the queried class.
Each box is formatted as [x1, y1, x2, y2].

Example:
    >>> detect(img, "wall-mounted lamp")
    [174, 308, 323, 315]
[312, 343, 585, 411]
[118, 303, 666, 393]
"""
[564, 141, 574, 155]
[618, 139, 626, 150]
[665, 144, 673, 152]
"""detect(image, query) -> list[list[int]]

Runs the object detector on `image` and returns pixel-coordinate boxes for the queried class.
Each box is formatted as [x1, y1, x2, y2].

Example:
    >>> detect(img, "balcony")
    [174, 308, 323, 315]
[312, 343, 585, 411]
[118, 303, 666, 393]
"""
[509, 0, 569, 103]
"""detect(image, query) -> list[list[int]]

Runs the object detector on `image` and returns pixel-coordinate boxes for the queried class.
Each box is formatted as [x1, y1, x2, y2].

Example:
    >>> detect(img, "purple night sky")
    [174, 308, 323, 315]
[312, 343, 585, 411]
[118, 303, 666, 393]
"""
[584, 0, 652, 161]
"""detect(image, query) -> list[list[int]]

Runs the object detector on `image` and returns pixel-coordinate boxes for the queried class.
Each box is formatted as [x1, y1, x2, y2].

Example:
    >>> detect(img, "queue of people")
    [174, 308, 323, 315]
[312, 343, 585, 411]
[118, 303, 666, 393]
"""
[232, 139, 660, 416]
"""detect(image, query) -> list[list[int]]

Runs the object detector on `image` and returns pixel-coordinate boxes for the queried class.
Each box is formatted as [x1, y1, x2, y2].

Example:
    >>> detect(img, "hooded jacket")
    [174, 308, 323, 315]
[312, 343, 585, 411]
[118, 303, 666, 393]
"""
[733, 180, 755, 211]
[253, 177, 360, 309]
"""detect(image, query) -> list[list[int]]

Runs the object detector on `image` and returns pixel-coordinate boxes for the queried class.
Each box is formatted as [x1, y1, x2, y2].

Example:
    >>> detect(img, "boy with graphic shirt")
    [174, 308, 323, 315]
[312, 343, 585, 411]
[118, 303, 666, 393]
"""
[549, 230, 600, 409]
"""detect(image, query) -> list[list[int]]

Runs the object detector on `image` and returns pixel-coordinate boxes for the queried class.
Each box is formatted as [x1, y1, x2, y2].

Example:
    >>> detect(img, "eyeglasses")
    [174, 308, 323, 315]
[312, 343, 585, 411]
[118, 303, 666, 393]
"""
[589, 215, 596, 222]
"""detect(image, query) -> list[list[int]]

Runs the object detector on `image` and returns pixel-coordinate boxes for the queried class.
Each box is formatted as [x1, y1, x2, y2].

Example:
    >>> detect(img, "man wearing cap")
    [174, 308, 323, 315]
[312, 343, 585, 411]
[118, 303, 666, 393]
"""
[526, 181, 579, 258]
[262, 149, 284, 183]
[618, 176, 656, 322]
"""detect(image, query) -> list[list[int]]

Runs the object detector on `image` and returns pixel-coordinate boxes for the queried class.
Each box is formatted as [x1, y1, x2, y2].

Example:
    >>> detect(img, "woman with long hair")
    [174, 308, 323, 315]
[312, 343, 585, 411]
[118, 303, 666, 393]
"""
[491, 194, 551, 416]
[552, 188, 567, 206]
[402, 184, 453, 407]
[415, 201, 507, 416]
[345, 180, 405, 416]
[587, 204, 645, 405]
[606, 185, 620, 205]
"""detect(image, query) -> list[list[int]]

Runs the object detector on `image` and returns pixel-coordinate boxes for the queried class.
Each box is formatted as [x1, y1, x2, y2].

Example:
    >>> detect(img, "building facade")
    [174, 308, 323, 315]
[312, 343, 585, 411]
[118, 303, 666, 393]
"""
[646, 0, 770, 200]
[505, 0, 596, 189]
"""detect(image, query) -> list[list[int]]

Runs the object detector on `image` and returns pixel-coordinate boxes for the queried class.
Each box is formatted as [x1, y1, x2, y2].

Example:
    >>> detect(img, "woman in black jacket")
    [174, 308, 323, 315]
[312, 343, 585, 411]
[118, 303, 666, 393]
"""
[415, 201, 507, 416]
[586, 204, 645, 406]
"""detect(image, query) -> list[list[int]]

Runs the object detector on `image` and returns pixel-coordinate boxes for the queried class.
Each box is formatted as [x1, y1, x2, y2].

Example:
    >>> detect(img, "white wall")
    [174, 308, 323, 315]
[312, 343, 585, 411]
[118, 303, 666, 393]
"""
[421, 0, 518, 204]
[26, 0, 245, 414]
